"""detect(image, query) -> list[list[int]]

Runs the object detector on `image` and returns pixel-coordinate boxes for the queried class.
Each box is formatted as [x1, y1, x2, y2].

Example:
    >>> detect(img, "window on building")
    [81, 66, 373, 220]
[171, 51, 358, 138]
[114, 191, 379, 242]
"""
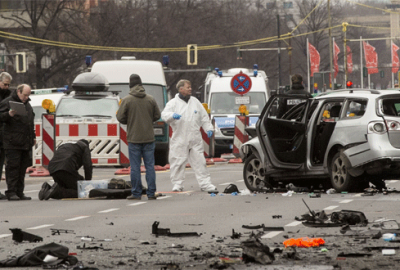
[283, 2, 293, 9]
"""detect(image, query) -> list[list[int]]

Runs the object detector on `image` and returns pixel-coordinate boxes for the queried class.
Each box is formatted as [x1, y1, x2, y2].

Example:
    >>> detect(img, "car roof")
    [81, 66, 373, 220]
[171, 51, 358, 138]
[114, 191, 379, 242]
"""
[314, 89, 400, 100]
[30, 93, 65, 107]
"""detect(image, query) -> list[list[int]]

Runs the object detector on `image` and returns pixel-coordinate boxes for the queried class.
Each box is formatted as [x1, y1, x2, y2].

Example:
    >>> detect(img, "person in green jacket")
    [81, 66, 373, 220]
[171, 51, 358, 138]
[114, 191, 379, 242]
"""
[117, 74, 161, 200]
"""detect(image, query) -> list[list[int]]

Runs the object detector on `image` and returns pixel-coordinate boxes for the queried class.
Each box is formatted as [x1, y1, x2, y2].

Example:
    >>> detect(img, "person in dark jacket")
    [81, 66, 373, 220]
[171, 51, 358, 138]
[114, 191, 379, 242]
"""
[0, 72, 12, 200]
[39, 139, 93, 200]
[276, 74, 312, 119]
[116, 74, 161, 200]
[0, 84, 35, 201]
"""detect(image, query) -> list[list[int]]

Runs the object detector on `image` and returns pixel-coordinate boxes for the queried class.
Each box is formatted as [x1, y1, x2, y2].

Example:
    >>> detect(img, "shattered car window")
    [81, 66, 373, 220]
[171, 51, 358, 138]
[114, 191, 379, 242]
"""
[344, 100, 367, 118]
[381, 98, 400, 116]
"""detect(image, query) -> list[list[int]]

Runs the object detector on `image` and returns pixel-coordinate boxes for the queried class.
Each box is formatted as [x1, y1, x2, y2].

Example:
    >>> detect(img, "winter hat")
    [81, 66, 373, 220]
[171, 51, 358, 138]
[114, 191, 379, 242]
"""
[129, 74, 142, 88]
[291, 74, 303, 84]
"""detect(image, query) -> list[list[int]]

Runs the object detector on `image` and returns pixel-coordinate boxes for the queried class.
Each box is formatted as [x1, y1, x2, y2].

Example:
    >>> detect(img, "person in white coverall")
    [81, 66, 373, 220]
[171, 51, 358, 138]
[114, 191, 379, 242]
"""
[161, 79, 217, 192]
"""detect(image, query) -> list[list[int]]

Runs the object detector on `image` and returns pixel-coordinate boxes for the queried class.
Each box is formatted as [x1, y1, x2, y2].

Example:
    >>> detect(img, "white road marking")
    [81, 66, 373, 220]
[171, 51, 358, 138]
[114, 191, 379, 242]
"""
[353, 193, 363, 197]
[285, 221, 302, 227]
[157, 196, 171, 200]
[98, 208, 119, 213]
[0, 234, 11, 238]
[261, 231, 283, 238]
[219, 182, 232, 186]
[24, 190, 39, 193]
[236, 180, 244, 182]
[339, 199, 353, 204]
[27, 224, 54, 230]
[324, 205, 339, 210]
[388, 180, 398, 183]
[65, 216, 90, 221]
[128, 202, 147, 206]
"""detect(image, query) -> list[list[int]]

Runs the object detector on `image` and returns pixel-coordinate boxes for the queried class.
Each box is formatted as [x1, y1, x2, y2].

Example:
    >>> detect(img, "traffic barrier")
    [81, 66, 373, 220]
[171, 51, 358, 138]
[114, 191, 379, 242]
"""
[114, 167, 130, 175]
[29, 167, 50, 177]
[228, 158, 243, 164]
[208, 157, 228, 162]
[42, 114, 56, 167]
[119, 124, 130, 167]
[232, 116, 249, 157]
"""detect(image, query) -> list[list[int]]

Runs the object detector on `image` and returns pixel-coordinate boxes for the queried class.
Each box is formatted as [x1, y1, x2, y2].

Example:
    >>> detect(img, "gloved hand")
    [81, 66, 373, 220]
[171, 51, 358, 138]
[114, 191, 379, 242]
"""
[172, 113, 181, 120]
[207, 130, 213, 138]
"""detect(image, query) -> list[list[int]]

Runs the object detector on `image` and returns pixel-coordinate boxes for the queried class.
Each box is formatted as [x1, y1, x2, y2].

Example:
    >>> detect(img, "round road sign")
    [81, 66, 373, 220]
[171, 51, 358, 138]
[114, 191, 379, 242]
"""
[230, 72, 252, 95]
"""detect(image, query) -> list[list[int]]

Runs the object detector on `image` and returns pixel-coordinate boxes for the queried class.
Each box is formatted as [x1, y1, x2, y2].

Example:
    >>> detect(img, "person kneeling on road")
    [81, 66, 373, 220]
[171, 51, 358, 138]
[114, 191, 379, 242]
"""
[39, 139, 92, 200]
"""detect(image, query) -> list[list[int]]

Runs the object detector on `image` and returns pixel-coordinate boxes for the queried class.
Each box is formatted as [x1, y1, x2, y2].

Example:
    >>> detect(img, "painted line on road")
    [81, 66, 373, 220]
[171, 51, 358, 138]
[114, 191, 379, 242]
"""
[388, 180, 398, 183]
[157, 196, 171, 200]
[24, 190, 39, 193]
[65, 216, 90, 221]
[128, 202, 147, 206]
[353, 193, 363, 197]
[236, 180, 244, 182]
[324, 205, 339, 210]
[261, 231, 282, 239]
[98, 208, 119, 213]
[0, 234, 11, 238]
[219, 182, 232, 186]
[285, 221, 302, 227]
[339, 199, 353, 204]
[27, 224, 54, 230]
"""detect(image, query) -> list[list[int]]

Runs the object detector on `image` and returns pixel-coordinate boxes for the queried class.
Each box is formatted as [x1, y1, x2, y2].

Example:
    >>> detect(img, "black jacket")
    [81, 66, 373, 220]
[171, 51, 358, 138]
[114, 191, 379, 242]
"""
[0, 90, 35, 150]
[276, 83, 312, 118]
[0, 88, 11, 148]
[48, 141, 93, 180]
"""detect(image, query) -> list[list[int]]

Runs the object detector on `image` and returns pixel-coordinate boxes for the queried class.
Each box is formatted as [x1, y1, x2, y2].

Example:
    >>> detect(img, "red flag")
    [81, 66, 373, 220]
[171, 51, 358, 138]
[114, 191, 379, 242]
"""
[363, 41, 378, 74]
[347, 46, 353, 74]
[333, 41, 340, 78]
[392, 42, 399, 73]
[308, 42, 320, 77]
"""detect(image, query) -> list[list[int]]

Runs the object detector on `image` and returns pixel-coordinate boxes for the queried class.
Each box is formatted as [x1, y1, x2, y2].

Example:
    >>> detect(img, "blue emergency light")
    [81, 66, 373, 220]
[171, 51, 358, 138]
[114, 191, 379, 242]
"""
[85, 55, 92, 67]
[214, 67, 219, 73]
[218, 71, 223, 77]
[162, 55, 169, 66]
[253, 64, 258, 77]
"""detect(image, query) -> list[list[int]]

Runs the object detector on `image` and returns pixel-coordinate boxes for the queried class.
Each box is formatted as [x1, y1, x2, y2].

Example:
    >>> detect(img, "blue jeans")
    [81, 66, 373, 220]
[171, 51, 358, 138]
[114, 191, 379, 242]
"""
[128, 142, 156, 198]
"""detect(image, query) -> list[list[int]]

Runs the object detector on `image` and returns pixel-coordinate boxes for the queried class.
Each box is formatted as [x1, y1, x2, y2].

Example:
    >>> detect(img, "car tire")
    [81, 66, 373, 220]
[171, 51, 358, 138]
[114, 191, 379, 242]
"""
[329, 152, 359, 192]
[243, 154, 270, 191]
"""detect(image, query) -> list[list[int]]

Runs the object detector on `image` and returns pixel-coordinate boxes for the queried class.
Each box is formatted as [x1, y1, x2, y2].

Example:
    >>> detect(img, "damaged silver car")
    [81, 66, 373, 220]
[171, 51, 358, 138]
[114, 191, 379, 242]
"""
[240, 89, 400, 192]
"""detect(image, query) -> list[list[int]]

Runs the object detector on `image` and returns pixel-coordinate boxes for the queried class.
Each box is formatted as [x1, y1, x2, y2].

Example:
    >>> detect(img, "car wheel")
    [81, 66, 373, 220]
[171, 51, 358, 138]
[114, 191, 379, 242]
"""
[329, 152, 356, 192]
[243, 154, 269, 191]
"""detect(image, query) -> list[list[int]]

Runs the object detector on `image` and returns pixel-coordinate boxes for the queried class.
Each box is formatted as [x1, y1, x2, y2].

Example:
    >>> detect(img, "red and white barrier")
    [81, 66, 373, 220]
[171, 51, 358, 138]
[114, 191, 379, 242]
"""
[119, 124, 130, 167]
[232, 116, 249, 157]
[42, 114, 56, 166]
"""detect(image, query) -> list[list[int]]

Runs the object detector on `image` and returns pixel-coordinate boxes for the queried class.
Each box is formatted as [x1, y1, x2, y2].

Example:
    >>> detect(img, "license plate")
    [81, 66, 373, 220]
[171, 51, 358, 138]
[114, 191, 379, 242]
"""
[154, 128, 163, 135]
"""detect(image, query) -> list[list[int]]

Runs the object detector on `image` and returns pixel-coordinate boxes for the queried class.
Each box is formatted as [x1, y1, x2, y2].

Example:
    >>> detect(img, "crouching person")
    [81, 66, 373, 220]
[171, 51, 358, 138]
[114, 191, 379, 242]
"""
[39, 139, 92, 200]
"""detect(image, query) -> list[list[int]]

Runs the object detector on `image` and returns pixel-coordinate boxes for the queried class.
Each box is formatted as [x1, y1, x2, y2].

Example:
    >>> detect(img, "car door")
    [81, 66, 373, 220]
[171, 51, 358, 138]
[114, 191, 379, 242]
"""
[256, 94, 312, 170]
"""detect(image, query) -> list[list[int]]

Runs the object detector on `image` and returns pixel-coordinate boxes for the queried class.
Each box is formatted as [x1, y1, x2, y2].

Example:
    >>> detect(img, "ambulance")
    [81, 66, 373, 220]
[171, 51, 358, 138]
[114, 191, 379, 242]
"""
[204, 65, 270, 156]
[91, 57, 169, 166]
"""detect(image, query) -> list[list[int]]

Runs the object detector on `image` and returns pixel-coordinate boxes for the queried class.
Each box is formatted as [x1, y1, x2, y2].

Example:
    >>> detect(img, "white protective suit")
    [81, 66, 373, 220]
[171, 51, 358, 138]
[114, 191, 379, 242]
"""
[161, 94, 214, 190]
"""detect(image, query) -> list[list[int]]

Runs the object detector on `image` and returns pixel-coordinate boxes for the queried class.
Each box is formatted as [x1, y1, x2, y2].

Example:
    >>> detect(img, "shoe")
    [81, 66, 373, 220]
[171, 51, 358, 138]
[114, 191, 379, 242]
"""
[7, 194, 20, 201]
[172, 185, 184, 192]
[148, 196, 157, 200]
[201, 185, 218, 192]
[127, 195, 141, 200]
[38, 182, 51, 201]
[44, 183, 60, 200]
[18, 195, 31, 200]
[0, 192, 6, 200]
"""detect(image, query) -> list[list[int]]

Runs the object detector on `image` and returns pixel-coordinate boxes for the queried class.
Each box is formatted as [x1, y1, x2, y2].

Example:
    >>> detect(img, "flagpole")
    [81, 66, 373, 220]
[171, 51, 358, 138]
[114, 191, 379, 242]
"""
[333, 37, 336, 85]
[307, 38, 310, 94]
[392, 40, 395, 88]
[360, 36, 363, 89]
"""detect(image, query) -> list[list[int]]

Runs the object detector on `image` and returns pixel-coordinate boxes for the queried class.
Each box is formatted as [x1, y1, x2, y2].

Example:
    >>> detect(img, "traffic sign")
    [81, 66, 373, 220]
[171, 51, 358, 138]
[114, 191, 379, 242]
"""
[230, 72, 252, 95]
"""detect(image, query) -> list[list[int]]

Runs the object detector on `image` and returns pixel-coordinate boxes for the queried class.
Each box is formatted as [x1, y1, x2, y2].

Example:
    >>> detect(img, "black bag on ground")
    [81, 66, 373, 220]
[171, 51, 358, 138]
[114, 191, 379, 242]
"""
[108, 178, 132, 189]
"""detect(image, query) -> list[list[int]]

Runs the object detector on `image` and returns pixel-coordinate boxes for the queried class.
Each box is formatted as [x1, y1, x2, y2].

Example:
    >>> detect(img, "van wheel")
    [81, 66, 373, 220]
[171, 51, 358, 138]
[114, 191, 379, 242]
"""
[155, 150, 168, 167]
[329, 152, 358, 192]
[243, 154, 270, 191]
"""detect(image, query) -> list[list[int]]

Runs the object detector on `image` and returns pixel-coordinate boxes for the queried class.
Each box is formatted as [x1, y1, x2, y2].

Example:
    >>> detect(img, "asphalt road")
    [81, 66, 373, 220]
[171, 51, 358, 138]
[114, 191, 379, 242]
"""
[1, 163, 400, 269]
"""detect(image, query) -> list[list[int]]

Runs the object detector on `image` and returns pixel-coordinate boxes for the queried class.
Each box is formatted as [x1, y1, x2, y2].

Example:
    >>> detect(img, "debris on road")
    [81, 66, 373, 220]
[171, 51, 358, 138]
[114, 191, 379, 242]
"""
[152, 221, 200, 237]
[283, 237, 325, 248]
[242, 224, 284, 231]
[241, 234, 274, 264]
[51, 229, 75, 235]
[9, 228, 43, 243]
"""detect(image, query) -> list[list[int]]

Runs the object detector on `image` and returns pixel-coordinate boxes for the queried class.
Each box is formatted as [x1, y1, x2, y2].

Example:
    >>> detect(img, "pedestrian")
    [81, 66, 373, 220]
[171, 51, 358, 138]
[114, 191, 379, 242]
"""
[161, 79, 217, 192]
[0, 72, 12, 200]
[276, 74, 312, 118]
[116, 74, 161, 200]
[39, 139, 92, 200]
[0, 84, 35, 201]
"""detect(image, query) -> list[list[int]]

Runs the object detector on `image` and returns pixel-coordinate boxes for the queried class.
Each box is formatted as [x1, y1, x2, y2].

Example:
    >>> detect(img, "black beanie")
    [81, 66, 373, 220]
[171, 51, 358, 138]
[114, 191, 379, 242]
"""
[129, 74, 142, 88]
[79, 139, 89, 146]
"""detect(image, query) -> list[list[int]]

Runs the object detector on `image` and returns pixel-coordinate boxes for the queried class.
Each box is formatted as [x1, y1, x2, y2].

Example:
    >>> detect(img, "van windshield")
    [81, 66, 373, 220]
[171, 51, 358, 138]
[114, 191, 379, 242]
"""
[109, 84, 165, 110]
[56, 98, 119, 118]
[210, 92, 266, 114]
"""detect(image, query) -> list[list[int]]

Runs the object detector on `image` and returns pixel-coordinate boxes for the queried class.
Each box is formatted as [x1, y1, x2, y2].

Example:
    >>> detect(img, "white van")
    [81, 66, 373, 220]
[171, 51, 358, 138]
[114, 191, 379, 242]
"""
[30, 88, 66, 122]
[204, 66, 270, 156]
[91, 57, 170, 166]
